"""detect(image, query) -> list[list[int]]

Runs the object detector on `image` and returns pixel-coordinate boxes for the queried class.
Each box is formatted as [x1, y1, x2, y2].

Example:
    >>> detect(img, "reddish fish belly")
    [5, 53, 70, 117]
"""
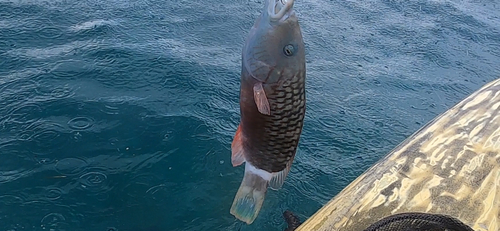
[237, 70, 306, 173]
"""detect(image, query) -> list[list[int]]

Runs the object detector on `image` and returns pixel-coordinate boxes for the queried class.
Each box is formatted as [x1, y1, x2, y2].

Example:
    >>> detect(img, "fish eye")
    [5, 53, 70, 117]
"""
[283, 44, 295, 56]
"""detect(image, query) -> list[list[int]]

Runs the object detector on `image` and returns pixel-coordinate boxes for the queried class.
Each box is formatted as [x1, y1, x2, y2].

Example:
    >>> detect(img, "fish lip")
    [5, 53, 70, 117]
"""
[267, 0, 295, 21]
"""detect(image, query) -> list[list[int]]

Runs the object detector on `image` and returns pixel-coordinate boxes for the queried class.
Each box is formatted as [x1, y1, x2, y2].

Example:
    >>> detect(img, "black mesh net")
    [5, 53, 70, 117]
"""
[362, 212, 475, 231]
[282, 211, 476, 231]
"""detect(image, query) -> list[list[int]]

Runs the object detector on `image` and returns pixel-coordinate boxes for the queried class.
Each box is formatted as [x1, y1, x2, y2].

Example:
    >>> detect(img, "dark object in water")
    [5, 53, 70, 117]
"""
[283, 210, 302, 231]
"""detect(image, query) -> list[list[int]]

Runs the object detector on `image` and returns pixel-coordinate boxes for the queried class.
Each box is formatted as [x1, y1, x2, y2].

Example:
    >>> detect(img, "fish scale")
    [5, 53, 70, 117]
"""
[259, 72, 305, 172]
[239, 74, 306, 172]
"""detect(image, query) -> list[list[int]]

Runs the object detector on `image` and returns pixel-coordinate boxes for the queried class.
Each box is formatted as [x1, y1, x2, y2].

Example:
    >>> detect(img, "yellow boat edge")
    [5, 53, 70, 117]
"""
[296, 78, 500, 231]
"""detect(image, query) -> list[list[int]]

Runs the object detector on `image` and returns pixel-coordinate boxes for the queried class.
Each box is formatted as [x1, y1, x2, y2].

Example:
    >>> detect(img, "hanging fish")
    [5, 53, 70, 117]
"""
[230, 0, 306, 225]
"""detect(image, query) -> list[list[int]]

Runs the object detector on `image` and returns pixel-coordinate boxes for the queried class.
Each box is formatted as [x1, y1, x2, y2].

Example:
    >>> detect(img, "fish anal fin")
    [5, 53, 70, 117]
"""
[231, 124, 246, 167]
[269, 156, 295, 190]
[253, 82, 271, 115]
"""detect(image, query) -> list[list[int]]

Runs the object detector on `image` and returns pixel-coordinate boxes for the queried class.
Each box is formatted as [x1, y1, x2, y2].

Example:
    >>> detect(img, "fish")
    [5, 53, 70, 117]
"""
[230, 0, 306, 225]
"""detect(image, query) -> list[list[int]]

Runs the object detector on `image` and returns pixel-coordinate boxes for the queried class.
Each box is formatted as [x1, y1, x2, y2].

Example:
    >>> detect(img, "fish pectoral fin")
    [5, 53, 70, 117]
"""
[253, 82, 271, 115]
[269, 155, 295, 190]
[231, 124, 246, 167]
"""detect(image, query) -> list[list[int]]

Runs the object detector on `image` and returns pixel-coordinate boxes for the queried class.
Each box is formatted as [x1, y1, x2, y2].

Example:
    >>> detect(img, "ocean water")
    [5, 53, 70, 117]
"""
[0, 0, 499, 230]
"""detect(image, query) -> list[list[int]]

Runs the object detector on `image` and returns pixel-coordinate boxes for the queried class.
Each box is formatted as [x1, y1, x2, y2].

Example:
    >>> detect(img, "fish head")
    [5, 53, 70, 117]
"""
[243, 0, 305, 84]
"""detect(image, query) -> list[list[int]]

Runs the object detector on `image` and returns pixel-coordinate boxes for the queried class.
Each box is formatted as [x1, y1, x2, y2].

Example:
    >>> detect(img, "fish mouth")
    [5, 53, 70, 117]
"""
[267, 0, 294, 21]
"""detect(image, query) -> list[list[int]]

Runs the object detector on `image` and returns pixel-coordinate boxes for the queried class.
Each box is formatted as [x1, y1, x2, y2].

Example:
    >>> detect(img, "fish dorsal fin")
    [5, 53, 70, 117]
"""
[253, 82, 271, 115]
[269, 155, 295, 190]
[231, 124, 246, 167]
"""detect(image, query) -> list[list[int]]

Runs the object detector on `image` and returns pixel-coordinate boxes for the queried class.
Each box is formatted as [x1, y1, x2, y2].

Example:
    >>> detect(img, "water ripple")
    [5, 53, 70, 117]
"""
[0, 55, 30, 74]
[122, 173, 163, 202]
[70, 18, 122, 39]
[486, 42, 500, 58]
[18, 120, 69, 154]
[90, 48, 158, 90]
[1, 79, 38, 94]
[49, 85, 76, 99]
[316, 114, 339, 131]
[21, 18, 60, 37]
[91, 47, 133, 66]
[100, 103, 121, 115]
[40, 213, 69, 231]
[78, 171, 110, 194]
[145, 184, 171, 203]
[54, 157, 88, 176]
[0, 152, 36, 184]
[36, 26, 64, 39]
[44, 187, 63, 201]
[0, 39, 7, 56]
[9, 103, 43, 124]
[70, 19, 118, 32]
[0, 194, 25, 206]
[67, 116, 95, 131]
[49, 59, 94, 80]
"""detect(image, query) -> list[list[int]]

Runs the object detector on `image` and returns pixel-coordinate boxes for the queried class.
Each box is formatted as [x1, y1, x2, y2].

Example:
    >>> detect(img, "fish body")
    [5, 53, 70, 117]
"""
[230, 0, 306, 224]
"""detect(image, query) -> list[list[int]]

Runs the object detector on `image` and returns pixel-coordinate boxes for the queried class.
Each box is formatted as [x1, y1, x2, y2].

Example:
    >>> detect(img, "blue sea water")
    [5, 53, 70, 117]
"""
[0, 0, 499, 230]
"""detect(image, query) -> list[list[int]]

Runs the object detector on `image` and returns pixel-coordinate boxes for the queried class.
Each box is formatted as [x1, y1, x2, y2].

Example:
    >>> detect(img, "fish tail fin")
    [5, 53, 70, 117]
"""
[230, 162, 271, 224]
